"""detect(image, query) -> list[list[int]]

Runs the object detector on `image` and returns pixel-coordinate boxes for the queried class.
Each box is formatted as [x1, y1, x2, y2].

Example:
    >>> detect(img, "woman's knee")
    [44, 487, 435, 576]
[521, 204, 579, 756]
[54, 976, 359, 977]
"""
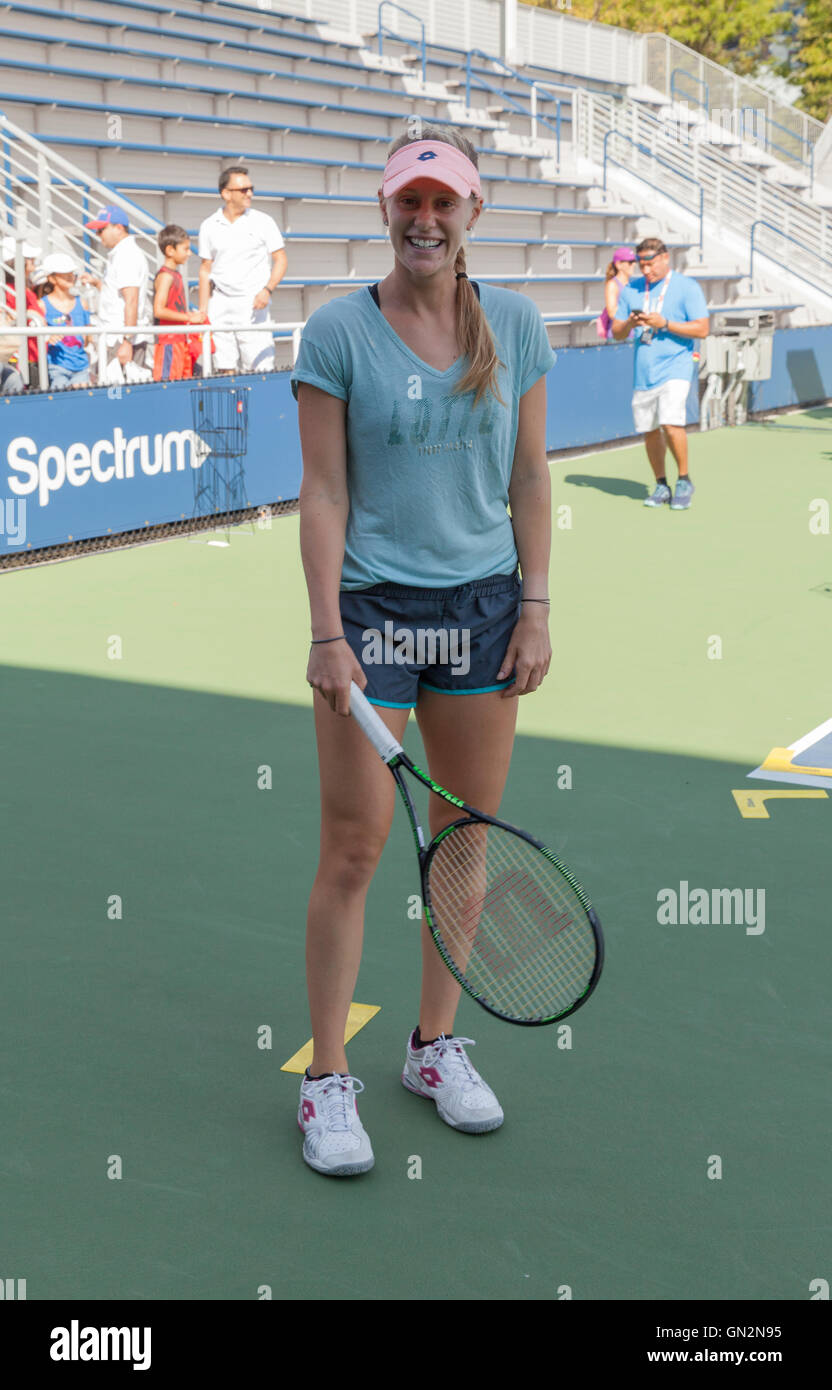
[316, 824, 390, 893]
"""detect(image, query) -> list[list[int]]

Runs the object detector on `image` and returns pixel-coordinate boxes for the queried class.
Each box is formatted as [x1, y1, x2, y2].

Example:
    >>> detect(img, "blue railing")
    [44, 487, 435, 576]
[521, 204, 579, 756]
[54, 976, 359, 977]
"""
[602, 129, 704, 254]
[670, 68, 709, 116]
[749, 220, 832, 297]
[377, 1, 426, 83]
[665, 80, 815, 189]
[739, 108, 815, 195]
[462, 50, 564, 163]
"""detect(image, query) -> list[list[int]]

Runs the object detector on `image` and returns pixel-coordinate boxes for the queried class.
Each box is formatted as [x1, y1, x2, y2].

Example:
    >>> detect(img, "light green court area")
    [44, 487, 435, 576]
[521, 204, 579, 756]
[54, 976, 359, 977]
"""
[1, 407, 830, 1300]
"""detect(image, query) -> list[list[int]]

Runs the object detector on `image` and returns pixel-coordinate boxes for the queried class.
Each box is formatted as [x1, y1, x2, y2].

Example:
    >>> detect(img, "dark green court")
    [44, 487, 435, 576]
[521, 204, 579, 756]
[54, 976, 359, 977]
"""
[2, 409, 829, 1300]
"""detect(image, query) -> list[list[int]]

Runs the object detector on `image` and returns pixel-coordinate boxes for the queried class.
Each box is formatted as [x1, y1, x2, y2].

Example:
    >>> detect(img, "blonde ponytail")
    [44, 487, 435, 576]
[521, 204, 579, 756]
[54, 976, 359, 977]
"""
[453, 243, 505, 407]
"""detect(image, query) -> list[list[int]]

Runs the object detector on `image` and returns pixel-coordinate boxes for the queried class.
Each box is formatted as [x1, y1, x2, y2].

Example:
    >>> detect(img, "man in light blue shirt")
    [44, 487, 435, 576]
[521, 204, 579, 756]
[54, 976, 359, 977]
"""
[613, 237, 709, 509]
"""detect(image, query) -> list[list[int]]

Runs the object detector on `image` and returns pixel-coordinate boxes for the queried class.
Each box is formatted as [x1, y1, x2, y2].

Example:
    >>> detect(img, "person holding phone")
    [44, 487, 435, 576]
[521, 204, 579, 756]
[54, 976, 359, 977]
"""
[612, 238, 709, 509]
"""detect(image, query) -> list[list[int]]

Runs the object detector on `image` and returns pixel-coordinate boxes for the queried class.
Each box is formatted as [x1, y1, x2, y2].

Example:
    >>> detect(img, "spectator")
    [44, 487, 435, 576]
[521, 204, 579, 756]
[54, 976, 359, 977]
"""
[198, 166, 287, 374]
[39, 253, 93, 389]
[152, 224, 208, 381]
[81, 205, 151, 378]
[1, 304, 25, 393]
[2, 236, 46, 388]
[612, 237, 709, 510]
[597, 246, 636, 341]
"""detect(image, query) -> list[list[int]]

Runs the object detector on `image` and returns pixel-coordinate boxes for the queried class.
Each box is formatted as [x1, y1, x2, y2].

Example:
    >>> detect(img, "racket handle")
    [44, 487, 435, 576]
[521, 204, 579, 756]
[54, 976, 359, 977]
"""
[349, 682, 405, 763]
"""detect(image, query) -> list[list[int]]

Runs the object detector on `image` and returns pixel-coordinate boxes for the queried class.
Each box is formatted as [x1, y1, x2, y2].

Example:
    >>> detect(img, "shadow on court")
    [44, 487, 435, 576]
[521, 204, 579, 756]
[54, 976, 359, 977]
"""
[2, 664, 828, 1301]
[562, 473, 648, 500]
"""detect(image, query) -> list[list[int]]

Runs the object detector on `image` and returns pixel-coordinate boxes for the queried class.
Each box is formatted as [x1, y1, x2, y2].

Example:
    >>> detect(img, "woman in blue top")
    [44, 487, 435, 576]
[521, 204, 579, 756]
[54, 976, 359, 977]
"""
[39, 253, 92, 389]
[291, 123, 556, 1177]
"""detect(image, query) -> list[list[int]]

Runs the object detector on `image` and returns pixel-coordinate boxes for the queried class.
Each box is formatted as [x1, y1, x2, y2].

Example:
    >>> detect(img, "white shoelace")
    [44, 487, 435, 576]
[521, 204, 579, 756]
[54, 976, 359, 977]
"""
[307, 1074, 364, 1131]
[423, 1035, 479, 1089]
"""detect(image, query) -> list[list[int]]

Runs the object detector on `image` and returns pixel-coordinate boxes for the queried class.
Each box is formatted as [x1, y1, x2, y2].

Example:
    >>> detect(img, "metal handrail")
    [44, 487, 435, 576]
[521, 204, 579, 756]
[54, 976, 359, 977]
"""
[377, 1, 426, 83]
[740, 109, 816, 196]
[0, 319, 309, 388]
[0, 108, 161, 271]
[670, 68, 709, 115]
[461, 50, 564, 164]
[602, 128, 704, 254]
[749, 220, 832, 297]
[645, 31, 824, 167]
[574, 88, 832, 300]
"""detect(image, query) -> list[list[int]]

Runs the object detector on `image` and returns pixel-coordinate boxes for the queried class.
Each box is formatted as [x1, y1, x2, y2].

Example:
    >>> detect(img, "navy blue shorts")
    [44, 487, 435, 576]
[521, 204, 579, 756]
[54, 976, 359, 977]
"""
[339, 569, 522, 709]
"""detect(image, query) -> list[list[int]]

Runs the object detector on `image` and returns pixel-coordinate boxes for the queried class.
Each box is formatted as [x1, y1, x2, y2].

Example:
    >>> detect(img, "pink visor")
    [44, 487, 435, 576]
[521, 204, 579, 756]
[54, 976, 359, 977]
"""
[381, 140, 482, 200]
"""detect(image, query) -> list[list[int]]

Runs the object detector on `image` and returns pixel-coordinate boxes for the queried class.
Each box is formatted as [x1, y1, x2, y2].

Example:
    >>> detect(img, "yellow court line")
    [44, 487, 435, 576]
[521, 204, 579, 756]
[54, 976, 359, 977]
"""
[732, 789, 828, 820]
[758, 748, 832, 779]
[281, 1002, 381, 1074]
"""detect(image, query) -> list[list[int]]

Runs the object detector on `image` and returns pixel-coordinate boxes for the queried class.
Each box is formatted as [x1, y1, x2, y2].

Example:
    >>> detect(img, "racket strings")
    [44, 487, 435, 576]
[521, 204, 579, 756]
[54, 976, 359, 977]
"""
[426, 822, 597, 1021]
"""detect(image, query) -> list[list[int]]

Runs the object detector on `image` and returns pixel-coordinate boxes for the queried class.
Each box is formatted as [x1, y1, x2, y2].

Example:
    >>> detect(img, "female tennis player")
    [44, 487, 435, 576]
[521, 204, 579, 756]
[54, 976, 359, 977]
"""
[290, 122, 556, 1176]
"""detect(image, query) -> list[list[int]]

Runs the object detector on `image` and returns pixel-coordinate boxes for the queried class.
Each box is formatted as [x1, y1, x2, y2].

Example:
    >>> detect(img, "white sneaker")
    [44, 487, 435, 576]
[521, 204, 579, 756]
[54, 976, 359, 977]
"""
[401, 1032, 504, 1133]
[298, 1072, 374, 1176]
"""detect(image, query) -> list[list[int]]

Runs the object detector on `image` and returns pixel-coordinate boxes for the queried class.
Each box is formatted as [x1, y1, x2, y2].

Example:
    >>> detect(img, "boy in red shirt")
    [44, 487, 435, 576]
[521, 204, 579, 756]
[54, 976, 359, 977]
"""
[153, 225, 208, 381]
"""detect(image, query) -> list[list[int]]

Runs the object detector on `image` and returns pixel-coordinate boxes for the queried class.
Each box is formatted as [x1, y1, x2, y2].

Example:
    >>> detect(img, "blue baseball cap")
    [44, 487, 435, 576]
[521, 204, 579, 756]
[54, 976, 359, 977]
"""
[84, 205, 130, 231]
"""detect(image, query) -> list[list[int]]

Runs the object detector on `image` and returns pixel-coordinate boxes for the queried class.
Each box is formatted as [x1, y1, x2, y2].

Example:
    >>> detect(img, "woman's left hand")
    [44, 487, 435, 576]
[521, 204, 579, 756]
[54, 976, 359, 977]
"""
[497, 607, 552, 697]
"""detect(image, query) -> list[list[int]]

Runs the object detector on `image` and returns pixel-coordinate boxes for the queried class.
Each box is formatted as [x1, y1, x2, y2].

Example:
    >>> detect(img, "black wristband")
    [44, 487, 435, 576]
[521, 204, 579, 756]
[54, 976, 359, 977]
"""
[310, 635, 346, 645]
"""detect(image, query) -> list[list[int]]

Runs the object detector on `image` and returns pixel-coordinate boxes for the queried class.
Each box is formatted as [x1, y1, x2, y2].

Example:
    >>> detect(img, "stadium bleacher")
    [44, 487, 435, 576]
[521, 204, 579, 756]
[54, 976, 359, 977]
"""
[3, 0, 827, 380]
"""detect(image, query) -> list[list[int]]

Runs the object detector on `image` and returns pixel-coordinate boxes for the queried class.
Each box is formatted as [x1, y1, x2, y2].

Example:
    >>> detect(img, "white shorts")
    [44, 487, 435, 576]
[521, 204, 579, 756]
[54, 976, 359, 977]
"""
[632, 377, 691, 433]
[208, 292, 275, 372]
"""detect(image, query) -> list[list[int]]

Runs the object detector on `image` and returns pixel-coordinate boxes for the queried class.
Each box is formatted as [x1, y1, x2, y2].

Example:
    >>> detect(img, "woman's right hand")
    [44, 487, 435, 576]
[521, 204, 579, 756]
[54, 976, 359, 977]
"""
[306, 638, 366, 717]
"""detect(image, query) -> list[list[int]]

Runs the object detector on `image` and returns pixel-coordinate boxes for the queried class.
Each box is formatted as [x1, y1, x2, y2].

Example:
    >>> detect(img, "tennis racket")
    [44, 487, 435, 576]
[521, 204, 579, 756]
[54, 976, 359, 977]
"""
[348, 682, 604, 1026]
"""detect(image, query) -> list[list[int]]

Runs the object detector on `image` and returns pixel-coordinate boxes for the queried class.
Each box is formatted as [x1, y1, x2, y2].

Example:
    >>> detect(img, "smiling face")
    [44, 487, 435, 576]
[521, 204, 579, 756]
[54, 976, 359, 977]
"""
[379, 177, 482, 278]
[221, 173, 254, 213]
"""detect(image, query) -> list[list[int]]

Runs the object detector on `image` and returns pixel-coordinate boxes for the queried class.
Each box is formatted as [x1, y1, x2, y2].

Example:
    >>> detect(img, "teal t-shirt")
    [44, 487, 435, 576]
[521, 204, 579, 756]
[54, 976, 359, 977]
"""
[616, 271, 709, 391]
[290, 282, 556, 589]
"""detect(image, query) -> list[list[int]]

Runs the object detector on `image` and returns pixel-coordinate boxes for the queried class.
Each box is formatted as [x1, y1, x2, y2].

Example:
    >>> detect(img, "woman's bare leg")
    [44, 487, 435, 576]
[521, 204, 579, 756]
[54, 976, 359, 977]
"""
[306, 692, 410, 1075]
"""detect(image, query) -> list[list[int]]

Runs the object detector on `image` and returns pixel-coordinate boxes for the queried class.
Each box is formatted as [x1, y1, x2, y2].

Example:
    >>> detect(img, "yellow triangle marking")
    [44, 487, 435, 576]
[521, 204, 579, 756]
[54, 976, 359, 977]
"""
[732, 789, 828, 820]
[281, 1002, 381, 1074]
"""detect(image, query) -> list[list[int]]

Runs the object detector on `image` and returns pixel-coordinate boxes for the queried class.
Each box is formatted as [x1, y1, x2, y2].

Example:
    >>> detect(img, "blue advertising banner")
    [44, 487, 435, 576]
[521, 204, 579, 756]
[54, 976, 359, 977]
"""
[747, 326, 832, 413]
[545, 341, 699, 450]
[0, 372, 303, 557]
[3, 326, 828, 558]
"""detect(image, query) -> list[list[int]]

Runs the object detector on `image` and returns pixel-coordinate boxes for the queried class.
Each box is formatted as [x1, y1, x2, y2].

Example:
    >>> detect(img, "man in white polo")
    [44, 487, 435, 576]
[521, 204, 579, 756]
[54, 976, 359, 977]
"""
[198, 167, 288, 373]
[613, 237, 709, 510]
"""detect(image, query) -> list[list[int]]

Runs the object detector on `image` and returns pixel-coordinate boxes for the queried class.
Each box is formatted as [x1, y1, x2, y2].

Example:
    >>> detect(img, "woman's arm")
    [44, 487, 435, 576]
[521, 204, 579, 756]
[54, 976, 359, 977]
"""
[604, 278, 620, 318]
[501, 374, 552, 697]
[297, 382, 364, 715]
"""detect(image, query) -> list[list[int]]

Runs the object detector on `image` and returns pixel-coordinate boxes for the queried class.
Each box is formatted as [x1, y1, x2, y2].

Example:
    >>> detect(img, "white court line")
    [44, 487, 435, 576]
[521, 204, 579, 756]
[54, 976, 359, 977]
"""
[788, 718, 832, 755]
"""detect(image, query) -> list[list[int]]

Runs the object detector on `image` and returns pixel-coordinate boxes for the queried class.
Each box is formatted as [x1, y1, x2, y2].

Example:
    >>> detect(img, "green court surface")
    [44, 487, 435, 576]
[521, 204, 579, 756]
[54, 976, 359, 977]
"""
[1, 407, 830, 1301]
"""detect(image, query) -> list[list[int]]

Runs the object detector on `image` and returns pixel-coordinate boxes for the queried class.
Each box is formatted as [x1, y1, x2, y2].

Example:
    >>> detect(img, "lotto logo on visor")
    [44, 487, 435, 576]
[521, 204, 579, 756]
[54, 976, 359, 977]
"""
[381, 141, 481, 199]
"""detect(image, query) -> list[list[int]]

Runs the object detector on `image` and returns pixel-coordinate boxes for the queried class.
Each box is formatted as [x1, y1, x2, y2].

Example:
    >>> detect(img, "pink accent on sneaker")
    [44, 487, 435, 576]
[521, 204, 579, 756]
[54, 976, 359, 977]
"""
[419, 1065, 443, 1088]
[301, 1099, 316, 1122]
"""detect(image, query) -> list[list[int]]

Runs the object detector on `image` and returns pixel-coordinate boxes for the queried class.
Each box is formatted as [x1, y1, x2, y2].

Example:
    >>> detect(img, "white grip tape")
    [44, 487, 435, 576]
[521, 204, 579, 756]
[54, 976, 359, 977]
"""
[349, 682, 404, 763]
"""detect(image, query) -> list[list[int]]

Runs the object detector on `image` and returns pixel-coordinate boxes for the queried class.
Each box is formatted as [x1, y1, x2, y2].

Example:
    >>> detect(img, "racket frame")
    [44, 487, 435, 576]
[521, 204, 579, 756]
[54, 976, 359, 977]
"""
[349, 682, 603, 1027]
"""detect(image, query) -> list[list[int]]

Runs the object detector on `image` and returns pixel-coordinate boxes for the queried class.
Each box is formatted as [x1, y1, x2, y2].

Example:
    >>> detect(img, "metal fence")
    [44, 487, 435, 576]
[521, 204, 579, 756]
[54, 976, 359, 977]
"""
[644, 32, 823, 171]
[0, 110, 161, 282]
[0, 322, 306, 391]
[573, 88, 832, 304]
